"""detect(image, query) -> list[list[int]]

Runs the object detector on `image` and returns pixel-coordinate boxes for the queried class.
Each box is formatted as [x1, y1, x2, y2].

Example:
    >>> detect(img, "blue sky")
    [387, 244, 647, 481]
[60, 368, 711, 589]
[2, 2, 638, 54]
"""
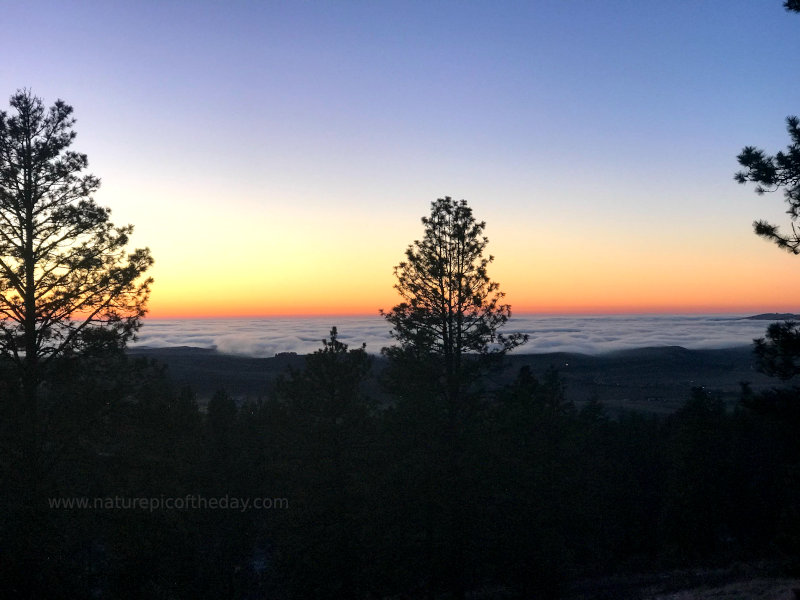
[2, 1, 799, 315]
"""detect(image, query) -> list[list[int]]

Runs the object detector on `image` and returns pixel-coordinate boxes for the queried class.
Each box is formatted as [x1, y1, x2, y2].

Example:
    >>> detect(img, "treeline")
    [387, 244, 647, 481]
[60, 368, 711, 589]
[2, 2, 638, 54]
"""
[2, 330, 800, 599]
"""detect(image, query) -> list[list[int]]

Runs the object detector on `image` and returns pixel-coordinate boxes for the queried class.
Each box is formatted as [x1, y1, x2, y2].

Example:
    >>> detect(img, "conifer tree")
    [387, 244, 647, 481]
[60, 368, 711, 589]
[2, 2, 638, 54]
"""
[0, 90, 152, 457]
[735, 116, 800, 252]
[382, 196, 526, 403]
[381, 196, 526, 599]
[734, 5, 799, 381]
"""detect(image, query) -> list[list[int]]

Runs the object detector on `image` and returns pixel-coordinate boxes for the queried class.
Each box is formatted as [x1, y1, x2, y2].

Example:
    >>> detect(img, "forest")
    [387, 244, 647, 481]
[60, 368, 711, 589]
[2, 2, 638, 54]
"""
[3, 324, 800, 599]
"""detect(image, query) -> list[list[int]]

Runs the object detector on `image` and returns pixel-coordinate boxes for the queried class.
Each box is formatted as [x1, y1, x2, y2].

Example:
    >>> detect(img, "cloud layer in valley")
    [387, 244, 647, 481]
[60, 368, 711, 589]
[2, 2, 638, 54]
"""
[132, 314, 778, 357]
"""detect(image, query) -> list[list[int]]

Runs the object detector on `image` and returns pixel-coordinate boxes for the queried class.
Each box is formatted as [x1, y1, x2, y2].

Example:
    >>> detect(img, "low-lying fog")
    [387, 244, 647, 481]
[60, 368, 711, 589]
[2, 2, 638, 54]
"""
[131, 314, 780, 357]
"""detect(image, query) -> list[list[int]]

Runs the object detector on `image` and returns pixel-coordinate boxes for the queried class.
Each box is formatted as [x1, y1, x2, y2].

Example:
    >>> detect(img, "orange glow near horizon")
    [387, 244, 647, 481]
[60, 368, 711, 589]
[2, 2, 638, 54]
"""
[139, 209, 800, 320]
[143, 306, 800, 320]
[143, 271, 800, 318]
[143, 266, 800, 319]
[144, 301, 800, 320]
[142, 257, 800, 319]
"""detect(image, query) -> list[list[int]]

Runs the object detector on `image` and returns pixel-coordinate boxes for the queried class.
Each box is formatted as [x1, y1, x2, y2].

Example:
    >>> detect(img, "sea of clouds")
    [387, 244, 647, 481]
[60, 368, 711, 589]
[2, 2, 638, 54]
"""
[130, 314, 781, 357]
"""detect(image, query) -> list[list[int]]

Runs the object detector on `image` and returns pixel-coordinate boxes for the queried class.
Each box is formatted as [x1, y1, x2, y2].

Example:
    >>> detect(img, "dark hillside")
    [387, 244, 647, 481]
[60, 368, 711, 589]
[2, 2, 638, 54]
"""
[127, 346, 306, 401]
[130, 345, 773, 412]
[509, 346, 772, 413]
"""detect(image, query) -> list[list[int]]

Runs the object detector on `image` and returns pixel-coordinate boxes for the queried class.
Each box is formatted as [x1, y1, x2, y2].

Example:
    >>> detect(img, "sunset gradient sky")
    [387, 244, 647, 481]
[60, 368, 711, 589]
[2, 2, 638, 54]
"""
[2, 1, 799, 317]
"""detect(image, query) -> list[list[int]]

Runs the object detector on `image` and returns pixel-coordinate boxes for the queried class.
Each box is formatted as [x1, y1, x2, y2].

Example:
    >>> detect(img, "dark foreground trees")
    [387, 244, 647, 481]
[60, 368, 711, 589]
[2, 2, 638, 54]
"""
[0, 90, 152, 477]
[381, 197, 527, 599]
[6, 329, 800, 598]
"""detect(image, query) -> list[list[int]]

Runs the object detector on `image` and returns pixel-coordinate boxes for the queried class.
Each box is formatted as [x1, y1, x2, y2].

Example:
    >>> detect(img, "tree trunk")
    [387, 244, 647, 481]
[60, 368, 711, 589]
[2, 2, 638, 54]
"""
[22, 118, 40, 505]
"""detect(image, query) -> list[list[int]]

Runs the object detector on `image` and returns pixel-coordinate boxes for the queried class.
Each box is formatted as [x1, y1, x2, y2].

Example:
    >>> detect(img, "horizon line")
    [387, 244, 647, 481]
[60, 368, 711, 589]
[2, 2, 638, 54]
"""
[141, 307, 799, 320]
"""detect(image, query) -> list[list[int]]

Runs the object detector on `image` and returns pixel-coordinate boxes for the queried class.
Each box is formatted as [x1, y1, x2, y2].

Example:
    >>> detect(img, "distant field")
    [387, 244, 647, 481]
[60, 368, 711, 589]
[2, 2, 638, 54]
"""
[129, 344, 777, 413]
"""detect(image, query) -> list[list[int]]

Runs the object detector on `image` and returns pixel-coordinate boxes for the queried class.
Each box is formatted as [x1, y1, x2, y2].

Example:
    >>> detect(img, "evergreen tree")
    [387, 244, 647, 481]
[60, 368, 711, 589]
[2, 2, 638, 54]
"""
[380, 197, 527, 599]
[381, 196, 527, 403]
[0, 90, 152, 469]
[735, 115, 800, 252]
[734, 5, 799, 393]
[753, 320, 800, 380]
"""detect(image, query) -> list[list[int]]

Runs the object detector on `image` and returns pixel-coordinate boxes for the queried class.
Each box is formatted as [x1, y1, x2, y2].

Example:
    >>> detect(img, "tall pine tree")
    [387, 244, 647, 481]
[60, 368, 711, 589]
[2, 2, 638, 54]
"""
[0, 90, 152, 475]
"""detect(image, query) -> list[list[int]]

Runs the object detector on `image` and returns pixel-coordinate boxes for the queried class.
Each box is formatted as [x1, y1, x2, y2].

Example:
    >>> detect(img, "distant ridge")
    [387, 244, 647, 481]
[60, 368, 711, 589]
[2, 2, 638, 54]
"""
[744, 313, 800, 321]
[125, 344, 770, 414]
[604, 345, 691, 359]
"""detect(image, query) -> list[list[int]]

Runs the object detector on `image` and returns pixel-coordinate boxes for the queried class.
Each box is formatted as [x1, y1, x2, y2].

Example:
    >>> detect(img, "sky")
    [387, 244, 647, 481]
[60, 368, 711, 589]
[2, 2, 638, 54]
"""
[1, 1, 799, 318]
